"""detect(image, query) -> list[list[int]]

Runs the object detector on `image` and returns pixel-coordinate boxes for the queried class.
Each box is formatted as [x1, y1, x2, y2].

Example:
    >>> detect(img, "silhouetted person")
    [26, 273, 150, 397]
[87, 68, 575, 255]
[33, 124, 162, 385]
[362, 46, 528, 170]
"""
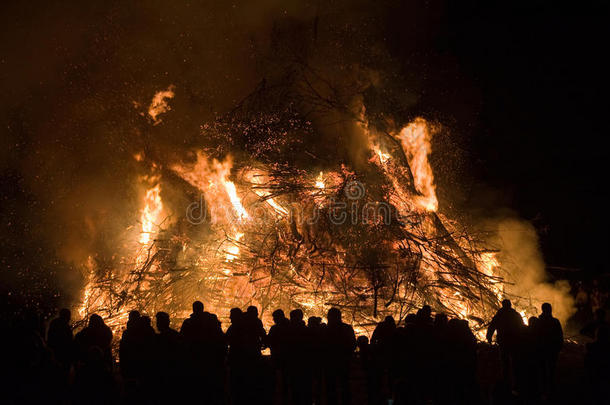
[287, 309, 312, 405]
[73, 346, 115, 405]
[392, 313, 418, 404]
[357, 335, 381, 405]
[47, 308, 73, 373]
[416, 305, 433, 326]
[371, 315, 396, 367]
[308, 316, 325, 405]
[486, 299, 524, 388]
[75, 314, 113, 367]
[445, 319, 477, 405]
[245, 305, 266, 352]
[154, 311, 182, 401]
[405, 306, 435, 403]
[127, 310, 140, 329]
[324, 307, 356, 405]
[585, 325, 610, 405]
[119, 310, 141, 381]
[180, 301, 226, 405]
[581, 308, 609, 339]
[537, 303, 563, 397]
[267, 309, 291, 403]
[226, 308, 249, 405]
[371, 316, 396, 402]
[518, 316, 542, 401]
[371, 315, 396, 347]
[432, 313, 450, 405]
[136, 315, 157, 394]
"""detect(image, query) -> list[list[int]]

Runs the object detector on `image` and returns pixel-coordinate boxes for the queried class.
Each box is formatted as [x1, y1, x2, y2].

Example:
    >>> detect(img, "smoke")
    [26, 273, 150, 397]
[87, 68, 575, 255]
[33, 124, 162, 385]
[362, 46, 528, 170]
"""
[495, 218, 575, 327]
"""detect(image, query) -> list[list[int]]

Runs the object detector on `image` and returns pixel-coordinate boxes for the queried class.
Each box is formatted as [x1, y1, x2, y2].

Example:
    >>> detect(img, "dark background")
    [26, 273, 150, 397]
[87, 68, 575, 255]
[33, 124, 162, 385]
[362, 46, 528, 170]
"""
[446, 1, 609, 275]
[1, 0, 609, 314]
[385, 1, 608, 276]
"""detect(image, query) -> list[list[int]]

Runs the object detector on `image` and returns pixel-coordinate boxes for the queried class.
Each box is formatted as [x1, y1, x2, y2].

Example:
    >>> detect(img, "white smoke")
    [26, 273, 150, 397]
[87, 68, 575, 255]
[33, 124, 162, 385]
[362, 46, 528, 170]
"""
[496, 218, 575, 327]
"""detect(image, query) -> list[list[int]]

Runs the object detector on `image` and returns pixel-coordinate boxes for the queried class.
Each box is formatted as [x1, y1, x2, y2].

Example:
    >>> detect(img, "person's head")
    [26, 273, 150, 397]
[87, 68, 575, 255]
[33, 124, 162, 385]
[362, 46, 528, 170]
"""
[141, 315, 152, 327]
[128, 310, 140, 322]
[308, 316, 321, 327]
[448, 318, 461, 330]
[541, 303, 552, 316]
[357, 335, 369, 350]
[230, 308, 243, 323]
[384, 315, 396, 328]
[595, 308, 606, 322]
[246, 306, 259, 318]
[528, 316, 538, 327]
[421, 305, 432, 317]
[192, 301, 204, 314]
[501, 299, 512, 309]
[272, 309, 285, 324]
[156, 312, 170, 331]
[327, 307, 341, 325]
[404, 313, 417, 325]
[59, 308, 71, 322]
[434, 313, 448, 327]
[89, 314, 104, 328]
[458, 319, 470, 331]
[290, 309, 304, 322]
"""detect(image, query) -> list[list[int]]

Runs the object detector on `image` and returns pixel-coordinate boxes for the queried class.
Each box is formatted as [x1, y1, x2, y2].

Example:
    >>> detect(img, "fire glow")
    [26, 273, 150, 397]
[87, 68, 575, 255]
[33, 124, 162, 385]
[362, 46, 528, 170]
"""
[77, 87, 543, 338]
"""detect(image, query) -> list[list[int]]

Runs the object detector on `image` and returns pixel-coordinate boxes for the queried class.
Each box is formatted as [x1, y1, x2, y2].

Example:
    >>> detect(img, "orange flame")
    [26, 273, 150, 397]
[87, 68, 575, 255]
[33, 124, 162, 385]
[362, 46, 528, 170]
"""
[397, 118, 438, 212]
[148, 85, 175, 125]
[139, 182, 163, 245]
[172, 153, 249, 223]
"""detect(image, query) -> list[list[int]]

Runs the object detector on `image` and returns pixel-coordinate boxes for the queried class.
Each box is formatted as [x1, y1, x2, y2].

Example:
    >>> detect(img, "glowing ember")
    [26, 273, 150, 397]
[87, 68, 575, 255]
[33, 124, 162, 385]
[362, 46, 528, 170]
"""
[375, 148, 391, 164]
[148, 85, 175, 125]
[315, 172, 325, 189]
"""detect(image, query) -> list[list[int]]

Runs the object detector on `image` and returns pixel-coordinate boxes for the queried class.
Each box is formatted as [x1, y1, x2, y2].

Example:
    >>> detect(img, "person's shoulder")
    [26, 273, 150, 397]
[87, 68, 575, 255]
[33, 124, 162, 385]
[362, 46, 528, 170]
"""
[342, 322, 355, 332]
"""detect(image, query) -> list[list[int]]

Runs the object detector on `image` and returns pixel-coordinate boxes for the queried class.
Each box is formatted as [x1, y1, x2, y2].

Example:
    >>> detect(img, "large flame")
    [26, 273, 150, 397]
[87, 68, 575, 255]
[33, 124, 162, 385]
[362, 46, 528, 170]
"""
[397, 118, 438, 212]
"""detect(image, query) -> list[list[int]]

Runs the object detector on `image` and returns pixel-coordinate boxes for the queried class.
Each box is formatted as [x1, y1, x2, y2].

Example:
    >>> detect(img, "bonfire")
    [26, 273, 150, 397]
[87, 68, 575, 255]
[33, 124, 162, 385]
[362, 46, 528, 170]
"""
[78, 76, 526, 338]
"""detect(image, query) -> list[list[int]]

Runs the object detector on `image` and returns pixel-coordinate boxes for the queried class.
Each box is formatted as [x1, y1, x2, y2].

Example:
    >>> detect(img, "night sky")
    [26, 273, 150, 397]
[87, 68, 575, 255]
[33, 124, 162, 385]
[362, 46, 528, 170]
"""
[1, 0, 609, 314]
[443, 2, 609, 275]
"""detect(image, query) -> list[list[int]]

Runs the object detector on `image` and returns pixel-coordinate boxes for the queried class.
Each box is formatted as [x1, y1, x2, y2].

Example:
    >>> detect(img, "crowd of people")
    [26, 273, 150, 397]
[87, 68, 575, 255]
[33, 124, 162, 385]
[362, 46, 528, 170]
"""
[4, 299, 610, 405]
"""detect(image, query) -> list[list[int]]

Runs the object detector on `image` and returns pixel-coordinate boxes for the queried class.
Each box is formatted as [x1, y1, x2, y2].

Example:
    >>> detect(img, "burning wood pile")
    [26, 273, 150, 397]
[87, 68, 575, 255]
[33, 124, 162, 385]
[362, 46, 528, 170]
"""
[77, 80, 515, 337]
